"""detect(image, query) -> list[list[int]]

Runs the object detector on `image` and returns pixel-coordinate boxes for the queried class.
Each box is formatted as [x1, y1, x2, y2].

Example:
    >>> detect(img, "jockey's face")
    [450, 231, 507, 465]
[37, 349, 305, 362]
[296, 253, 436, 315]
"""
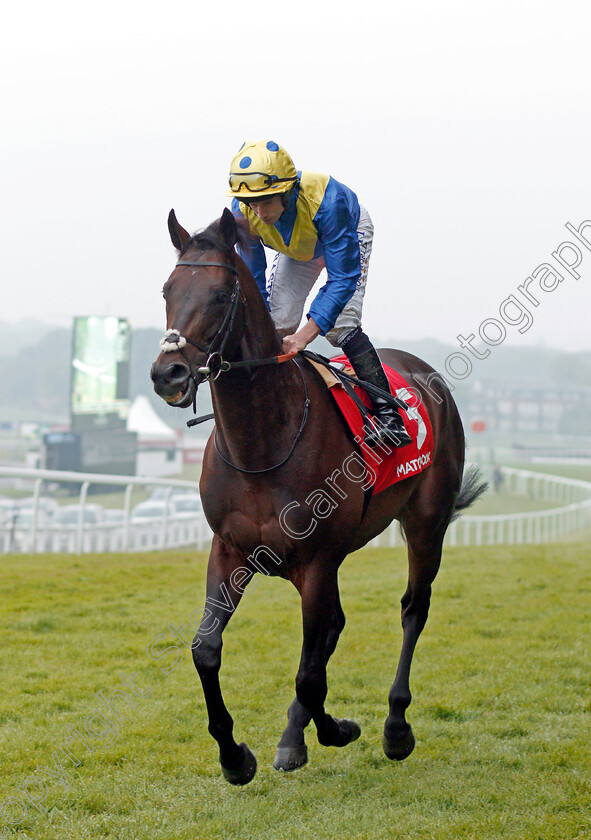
[245, 194, 285, 225]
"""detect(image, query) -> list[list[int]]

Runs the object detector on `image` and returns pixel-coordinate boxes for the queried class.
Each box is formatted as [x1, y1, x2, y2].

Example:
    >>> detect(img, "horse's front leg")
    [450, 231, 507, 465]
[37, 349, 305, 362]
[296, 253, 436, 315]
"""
[293, 561, 361, 752]
[192, 536, 256, 785]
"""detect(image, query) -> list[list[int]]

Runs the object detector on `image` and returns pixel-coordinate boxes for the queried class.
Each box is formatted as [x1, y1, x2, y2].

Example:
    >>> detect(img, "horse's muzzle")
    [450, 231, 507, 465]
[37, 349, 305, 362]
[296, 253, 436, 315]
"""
[150, 357, 196, 408]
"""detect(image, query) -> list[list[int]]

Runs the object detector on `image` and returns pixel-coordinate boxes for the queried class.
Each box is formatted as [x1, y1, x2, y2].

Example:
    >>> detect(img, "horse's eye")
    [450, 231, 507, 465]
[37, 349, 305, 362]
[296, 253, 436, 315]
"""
[215, 291, 229, 305]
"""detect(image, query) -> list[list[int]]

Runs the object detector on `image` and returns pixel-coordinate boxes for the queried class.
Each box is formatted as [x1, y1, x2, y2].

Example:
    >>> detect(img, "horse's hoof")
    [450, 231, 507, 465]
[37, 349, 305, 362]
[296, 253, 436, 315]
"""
[382, 725, 415, 761]
[335, 718, 361, 746]
[318, 718, 362, 747]
[221, 743, 257, 785]
[273, 744, 308, 772]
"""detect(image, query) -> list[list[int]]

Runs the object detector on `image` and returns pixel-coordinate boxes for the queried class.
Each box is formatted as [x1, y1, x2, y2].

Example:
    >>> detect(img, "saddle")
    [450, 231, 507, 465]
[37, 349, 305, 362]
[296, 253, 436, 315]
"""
[303, 351, 434, 495]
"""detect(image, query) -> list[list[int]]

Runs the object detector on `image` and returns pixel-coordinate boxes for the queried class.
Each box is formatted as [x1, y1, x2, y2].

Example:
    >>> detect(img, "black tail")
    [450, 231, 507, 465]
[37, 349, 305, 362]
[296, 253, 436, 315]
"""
[451, 464, 488, 521]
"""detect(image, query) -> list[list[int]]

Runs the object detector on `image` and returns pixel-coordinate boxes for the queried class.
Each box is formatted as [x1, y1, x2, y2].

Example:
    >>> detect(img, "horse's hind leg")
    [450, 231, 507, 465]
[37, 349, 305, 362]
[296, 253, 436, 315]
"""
[274, 592, 346, 771]
[383, 514, 449, 761]
[277, 559, 360, 768]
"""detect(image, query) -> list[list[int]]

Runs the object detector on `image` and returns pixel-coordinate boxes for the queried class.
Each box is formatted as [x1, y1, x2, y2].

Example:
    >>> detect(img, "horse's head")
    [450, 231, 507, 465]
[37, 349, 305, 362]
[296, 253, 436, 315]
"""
[150, 208, 246, 409]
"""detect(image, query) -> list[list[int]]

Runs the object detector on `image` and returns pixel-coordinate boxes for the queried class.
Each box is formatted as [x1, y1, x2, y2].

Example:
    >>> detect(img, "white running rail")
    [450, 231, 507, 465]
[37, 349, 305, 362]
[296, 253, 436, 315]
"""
[0, 467, 212, 554]
[376, 465, 591, 547]
[1, 465, 590, 553]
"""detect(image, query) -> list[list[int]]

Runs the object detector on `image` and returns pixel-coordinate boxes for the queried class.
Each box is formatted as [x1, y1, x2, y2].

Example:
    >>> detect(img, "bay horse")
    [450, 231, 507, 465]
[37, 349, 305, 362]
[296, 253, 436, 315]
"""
[150, 208, 485, 785]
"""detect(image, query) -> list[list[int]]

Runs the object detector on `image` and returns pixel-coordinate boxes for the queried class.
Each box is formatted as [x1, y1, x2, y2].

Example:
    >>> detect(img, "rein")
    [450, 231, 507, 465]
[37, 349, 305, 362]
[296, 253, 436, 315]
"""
[213, 358, 310, 474]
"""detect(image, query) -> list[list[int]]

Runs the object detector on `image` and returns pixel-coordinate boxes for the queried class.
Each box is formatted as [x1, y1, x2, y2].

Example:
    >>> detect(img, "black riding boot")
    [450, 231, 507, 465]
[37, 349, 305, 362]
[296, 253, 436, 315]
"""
[340, 328, 412, 449]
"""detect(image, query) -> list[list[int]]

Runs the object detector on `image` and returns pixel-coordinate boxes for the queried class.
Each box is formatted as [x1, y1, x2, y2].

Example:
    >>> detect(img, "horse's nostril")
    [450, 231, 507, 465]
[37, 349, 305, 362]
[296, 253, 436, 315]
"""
[168, 363, 190, 383]
[151, 360, 190, 387]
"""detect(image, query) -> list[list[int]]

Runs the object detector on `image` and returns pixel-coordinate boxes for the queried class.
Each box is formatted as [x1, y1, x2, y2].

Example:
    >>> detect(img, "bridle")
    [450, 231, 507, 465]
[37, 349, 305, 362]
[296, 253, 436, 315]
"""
[158, 257, 310, 474]
[160, 259, 298, 380]
[159, 260, 247, 387]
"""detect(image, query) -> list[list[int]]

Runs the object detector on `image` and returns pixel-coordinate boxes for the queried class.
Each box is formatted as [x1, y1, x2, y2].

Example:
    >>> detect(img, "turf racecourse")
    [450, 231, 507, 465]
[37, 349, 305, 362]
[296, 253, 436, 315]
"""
[1, 544, 589, 840]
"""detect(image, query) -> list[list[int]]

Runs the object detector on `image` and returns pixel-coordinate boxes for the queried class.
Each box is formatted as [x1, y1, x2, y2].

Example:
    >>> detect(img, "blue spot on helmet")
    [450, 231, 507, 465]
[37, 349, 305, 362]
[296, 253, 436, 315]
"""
[266, 141, 279, 152]
[239, 156, 252, 169]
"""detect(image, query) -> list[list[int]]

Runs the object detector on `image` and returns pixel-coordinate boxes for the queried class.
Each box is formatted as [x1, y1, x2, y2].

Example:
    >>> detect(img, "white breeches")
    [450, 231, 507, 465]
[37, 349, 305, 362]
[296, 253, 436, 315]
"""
[266, 204, 374, 347]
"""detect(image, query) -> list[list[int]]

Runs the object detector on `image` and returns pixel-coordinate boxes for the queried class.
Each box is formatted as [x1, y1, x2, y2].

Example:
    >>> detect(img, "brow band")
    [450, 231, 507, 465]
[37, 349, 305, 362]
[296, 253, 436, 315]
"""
[175, 260, 237, 274]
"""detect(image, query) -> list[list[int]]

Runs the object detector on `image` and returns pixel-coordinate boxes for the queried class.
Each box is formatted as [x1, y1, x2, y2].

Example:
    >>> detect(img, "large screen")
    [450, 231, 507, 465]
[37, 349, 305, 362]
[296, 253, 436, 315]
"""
[71, 316, 131, 432]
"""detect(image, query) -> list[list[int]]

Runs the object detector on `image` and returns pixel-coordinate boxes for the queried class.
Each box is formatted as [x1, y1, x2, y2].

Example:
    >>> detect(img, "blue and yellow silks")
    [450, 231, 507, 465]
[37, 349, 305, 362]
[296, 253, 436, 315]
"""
[232, 171, 362, 335]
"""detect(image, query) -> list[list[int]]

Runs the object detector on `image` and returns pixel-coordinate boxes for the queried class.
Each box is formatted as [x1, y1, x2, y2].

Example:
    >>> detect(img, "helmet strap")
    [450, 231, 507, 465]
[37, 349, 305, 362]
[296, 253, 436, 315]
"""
[281, 184, 297, 208]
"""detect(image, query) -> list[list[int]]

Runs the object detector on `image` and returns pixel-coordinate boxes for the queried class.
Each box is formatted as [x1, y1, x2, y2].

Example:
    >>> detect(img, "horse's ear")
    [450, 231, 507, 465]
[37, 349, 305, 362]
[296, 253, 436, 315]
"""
[218, 207, 238, 249]
[168, 209, 191, 251]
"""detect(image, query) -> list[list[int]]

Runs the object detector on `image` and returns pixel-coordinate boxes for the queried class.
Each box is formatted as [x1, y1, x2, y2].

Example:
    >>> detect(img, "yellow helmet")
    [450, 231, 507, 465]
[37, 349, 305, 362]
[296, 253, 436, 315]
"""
[226, 140, 298, 199]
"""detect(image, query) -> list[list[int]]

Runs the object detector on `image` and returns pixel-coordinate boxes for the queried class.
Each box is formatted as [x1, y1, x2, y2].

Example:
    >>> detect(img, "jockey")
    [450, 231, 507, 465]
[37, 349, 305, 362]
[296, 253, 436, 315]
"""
[227, 139, 411, 448]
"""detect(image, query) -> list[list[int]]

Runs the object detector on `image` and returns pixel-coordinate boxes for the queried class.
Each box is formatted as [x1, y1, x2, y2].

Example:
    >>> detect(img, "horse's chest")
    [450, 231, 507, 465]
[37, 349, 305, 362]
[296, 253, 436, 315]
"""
[219, 512, 288, 556]
[203, 495, 303, 569]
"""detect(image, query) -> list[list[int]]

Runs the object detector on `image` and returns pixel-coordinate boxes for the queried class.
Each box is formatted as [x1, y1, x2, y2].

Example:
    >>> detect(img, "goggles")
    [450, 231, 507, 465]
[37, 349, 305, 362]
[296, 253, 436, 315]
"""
[228, 171, 298, 193]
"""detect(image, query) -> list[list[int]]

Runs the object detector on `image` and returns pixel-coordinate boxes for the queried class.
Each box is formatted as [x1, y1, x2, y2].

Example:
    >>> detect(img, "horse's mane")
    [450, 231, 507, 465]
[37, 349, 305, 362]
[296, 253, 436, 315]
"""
[179, 216, 249, 259]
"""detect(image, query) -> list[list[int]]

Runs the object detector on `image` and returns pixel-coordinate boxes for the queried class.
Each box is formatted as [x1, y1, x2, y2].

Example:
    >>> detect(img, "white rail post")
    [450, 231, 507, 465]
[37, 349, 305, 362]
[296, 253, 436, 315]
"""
[161, 486, 173, 549]
[123, 483, 133, 551]
[76, 481, 90, 554]
[30, 477, 42, 555]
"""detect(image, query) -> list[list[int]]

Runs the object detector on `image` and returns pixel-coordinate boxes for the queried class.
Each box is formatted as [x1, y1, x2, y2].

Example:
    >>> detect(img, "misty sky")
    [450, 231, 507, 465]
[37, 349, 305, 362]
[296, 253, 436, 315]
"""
[2, 0, 590, 356]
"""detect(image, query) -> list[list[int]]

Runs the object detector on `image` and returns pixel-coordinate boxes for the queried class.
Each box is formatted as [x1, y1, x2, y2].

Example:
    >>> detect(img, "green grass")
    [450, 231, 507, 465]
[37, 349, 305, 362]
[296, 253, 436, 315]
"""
[509, 461, 591, 483]
[1, 543, 590, 840]
[467, 489, 565, 516]
[466, 460, 591, 516]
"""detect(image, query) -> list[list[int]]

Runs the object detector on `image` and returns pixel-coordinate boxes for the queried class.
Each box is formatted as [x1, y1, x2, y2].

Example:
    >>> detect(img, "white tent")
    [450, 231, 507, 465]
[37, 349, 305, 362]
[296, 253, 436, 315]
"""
[127, 395, 177, 442]
[127, 396, 181, 476]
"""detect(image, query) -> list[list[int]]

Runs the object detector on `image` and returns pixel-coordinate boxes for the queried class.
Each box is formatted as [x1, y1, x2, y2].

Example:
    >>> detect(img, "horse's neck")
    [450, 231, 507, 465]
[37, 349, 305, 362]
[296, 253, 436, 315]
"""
[211, 258, 305, 468]
[235, 254, 282, 360]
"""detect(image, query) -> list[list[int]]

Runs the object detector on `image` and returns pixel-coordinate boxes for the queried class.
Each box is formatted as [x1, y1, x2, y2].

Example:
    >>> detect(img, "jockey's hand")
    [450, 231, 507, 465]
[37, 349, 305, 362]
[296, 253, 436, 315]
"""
[282, 333, 308, 354]
[282, 319, 321, 355]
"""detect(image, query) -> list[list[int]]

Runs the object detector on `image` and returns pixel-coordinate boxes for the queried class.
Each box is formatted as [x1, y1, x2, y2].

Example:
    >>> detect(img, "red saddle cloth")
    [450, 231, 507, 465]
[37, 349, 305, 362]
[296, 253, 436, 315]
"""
[327, 355, 434, 495]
